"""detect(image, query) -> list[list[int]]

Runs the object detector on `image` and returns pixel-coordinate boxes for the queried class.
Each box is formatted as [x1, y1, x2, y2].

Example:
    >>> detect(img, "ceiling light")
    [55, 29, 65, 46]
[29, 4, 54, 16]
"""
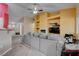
[33, 6, 38, 14]
[33, 10, 38, 14]
[34, 7, 37, 10]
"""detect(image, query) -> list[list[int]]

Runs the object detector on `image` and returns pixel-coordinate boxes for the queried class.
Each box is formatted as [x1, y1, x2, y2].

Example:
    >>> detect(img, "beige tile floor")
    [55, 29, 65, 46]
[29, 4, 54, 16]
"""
[4, 43, 45, 56]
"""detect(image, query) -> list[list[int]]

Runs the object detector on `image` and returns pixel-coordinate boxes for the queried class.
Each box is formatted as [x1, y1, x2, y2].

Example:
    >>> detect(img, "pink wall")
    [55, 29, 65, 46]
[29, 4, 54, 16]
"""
[0, 3, 8, 29]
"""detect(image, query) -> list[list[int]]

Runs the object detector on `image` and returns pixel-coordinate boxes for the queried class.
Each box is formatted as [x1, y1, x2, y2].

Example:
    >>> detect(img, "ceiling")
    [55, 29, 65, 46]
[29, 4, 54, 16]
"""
[8, 3, 77, 22]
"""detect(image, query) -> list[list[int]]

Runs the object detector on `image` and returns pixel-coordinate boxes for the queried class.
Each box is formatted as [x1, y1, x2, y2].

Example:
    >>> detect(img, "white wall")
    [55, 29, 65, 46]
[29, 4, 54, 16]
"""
[76, 4, 79, 39]
[23, 16, 33, 34]
[76, 4, 79, 34]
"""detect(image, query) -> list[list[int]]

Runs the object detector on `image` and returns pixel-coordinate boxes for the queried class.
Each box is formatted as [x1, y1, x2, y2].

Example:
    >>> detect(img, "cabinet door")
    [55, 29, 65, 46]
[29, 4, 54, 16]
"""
[23, 35, 31, 45]
[27, 35, 31, 46]
[23, 35, 28, 44]
[31, 37, 39, 50]
[0, 31, 11, 55]
[40, 39, 57, 56]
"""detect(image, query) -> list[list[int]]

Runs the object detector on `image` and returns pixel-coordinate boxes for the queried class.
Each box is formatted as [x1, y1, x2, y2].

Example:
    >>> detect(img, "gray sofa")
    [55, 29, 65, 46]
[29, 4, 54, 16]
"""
[23, 32, 65, 56]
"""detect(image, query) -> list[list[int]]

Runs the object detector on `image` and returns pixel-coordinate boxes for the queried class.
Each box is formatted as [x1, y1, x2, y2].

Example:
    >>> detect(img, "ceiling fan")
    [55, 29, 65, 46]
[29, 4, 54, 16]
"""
[27, 3, 43, 14]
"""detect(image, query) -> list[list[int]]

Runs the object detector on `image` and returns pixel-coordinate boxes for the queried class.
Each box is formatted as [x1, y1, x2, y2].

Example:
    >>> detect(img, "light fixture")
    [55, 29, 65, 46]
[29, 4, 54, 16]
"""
[33, 10, 38, 14]
[33, 7, 38, 14]
[33, 4, 38, 14]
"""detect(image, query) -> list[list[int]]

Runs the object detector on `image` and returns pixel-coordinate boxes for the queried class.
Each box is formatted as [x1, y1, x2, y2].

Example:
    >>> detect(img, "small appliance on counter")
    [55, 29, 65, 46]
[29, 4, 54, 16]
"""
[64, 34, 74, 43]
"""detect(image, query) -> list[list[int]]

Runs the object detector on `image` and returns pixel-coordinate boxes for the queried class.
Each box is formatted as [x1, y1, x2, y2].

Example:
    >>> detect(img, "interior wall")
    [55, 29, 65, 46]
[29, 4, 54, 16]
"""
[38, 12, 48, 34]
[76, 5, 79, 34]
[76, 4, 79, 38]
[48, 19, 60, 27]
[60, 8, 76, 36]
[23, 16, 33, 34]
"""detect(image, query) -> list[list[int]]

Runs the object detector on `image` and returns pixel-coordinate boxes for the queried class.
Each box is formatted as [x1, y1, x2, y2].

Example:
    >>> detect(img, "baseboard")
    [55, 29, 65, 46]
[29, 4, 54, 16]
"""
[1, 48, 12, 56]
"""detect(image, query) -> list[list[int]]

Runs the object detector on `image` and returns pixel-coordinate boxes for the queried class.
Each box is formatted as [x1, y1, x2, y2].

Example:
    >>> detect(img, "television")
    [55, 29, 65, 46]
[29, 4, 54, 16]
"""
[49, 27, 60, 34]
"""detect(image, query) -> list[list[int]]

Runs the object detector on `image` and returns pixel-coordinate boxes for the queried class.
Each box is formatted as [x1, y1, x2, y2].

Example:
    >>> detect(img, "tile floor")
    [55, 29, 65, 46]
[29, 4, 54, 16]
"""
[4, 43, 45, 56]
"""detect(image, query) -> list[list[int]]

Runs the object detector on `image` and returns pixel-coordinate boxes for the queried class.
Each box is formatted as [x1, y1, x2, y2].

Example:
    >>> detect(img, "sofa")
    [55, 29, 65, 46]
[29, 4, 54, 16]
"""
[22, 32, 65, 56]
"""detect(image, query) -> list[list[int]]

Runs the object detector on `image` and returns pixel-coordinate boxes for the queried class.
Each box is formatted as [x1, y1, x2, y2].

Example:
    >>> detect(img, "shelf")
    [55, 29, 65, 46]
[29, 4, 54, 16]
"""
[35, 21, 40, 23]
[36, 28, 39, 29]
[47, 14, 60, 20]
[35, 24, 39, 26]
[36, 22, 39, 24]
